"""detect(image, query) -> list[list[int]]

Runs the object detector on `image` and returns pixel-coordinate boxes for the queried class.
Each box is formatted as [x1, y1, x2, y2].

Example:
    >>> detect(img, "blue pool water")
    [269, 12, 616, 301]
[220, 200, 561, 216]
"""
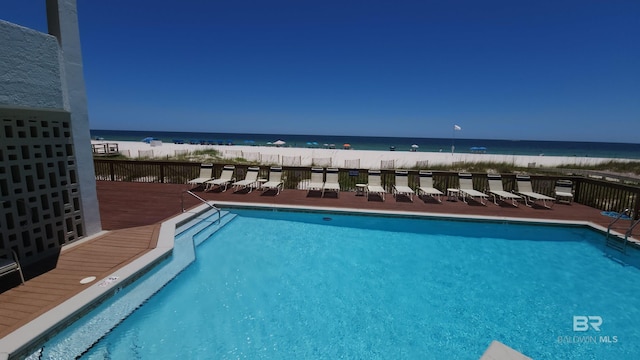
[50, 210, 640, 359]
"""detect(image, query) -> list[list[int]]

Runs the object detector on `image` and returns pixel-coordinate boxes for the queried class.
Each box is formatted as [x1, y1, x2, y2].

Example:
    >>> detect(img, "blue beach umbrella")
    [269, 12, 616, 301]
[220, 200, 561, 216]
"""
[141, 137, 154, 143]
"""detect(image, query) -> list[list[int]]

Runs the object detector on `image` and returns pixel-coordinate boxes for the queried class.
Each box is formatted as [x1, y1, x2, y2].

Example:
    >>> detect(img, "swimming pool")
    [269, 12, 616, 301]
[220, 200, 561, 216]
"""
[36, 207, 640, 359]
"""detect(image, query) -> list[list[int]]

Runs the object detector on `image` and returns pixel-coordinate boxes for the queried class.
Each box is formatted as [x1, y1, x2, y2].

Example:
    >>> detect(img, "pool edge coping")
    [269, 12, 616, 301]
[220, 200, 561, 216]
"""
[211, 200, 617, 233]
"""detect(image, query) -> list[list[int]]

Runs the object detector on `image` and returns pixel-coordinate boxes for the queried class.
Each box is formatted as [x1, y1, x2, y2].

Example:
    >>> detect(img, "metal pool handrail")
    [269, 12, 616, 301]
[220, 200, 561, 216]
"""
[181, 190, 220, 223]
[607, 208, 630, 230]
[626, 217, 640, 240]
[606, 208, 631, 253]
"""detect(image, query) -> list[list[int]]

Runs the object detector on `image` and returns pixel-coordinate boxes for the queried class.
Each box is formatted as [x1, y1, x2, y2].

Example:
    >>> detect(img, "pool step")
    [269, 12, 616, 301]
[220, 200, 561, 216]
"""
[175, 208, 227, 236]
[192, 212, 237, 246]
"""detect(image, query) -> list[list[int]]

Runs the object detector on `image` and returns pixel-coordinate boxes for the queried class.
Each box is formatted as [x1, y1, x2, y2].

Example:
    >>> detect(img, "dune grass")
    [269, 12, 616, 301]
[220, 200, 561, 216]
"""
[97, 150, 640, 177]
[420, 161, 523, 174]
[557, 160, 640, 175]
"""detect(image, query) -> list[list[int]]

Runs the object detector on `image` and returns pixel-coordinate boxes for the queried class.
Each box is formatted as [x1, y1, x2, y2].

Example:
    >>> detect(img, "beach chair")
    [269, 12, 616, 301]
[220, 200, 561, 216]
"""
[392, 170, 414, 202]
[366, 170, 386, 201]
[307, 168, 325, 196]
[486, 174, 521, 207]
[187, 163, 214, 189]
[231, 166, 260, 193]
[417, 170, 443, 203]
[515, 175, 555, 208]
[458, 173, 488, 205]
[322, 168, 341, 197]
[204, 165, 236, 192]
[555, 180, 574, 204]
[262, 167, 284, 195]
[0, 250, 25, 286]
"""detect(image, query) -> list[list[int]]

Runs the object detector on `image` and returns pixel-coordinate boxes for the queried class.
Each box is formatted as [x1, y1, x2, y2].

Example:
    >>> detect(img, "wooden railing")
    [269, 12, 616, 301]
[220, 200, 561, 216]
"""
[94, 159, 640, 219]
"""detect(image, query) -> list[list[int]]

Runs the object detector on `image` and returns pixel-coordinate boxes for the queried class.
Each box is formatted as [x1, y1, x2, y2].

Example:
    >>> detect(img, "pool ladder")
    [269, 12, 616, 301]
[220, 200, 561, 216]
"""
[181, 190, 221, 224]
[605, 209, 640, 253]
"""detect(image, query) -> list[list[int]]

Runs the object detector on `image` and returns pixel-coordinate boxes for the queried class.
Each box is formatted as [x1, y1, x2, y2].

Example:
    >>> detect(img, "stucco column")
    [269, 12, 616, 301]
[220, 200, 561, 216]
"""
[47, 0, 102, 235]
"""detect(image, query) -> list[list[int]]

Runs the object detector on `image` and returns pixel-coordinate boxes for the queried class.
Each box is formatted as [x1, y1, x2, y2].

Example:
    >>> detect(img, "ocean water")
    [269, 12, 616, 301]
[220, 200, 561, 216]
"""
[90, 129, 640, 160]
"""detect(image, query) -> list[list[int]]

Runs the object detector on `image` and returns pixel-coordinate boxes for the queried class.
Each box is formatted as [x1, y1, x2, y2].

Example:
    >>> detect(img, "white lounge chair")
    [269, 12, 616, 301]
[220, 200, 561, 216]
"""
[322, 168, 341, 197]
[516, 175, 555, 208]
[204, 165, 235, 192]
[555, 180, 574, 204]
[392, 170, 414, 202]
[231, 166, 260, 193]
[458, 173, 488, 205]
[486, 174, 521, 207]
[417, 170, 443, 203]
[307, 168, 325, 196]
[187, 163, 214, 189]
[0, 250, 25, 285]
[366, 170, 386, 201]
[262, 167, 284, 195]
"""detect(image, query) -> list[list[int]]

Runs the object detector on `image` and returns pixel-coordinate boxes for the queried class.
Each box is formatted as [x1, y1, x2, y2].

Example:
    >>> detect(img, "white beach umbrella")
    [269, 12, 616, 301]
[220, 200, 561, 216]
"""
[273, 139, 286, 146]
[411, 144, 419, 148]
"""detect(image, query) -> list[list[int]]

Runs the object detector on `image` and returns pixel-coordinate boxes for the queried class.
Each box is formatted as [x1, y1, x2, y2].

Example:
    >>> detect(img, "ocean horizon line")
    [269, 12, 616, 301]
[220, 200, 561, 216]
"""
[90, 128, 640, 146]
[90, 129, 640, 160]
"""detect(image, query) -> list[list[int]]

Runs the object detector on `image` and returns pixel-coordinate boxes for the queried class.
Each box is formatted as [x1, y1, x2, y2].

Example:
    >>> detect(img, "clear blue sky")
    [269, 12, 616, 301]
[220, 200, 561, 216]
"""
[2, 0, 639, 142]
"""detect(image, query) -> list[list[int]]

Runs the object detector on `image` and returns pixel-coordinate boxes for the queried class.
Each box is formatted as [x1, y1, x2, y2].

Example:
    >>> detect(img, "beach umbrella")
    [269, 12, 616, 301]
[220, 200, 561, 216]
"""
[411, 144, 419, 148]
[142, 137, 154, 143]
[343, 143, 351, 149]
[273, 139, 286, 146]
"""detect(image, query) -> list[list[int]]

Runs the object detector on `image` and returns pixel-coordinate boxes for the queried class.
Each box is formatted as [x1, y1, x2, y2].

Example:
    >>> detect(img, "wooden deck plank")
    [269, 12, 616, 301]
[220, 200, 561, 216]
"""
[0, 220, 161, 338]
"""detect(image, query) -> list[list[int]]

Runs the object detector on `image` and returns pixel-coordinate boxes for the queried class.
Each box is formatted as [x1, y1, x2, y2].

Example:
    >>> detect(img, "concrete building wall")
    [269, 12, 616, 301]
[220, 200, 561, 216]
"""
[0, 0, 102, 267]
[0, 20, 66, 110]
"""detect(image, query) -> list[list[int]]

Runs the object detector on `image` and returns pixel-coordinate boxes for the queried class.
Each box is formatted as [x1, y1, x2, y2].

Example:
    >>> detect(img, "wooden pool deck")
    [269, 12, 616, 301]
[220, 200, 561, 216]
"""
[0, 180, 637, 343]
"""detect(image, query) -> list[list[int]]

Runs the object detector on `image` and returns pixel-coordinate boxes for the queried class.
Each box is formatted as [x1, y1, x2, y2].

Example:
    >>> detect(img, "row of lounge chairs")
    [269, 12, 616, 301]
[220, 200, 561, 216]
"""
[448, 173, 572, 208]
[188, 165, 286, 194]
[188, 165, 573, 207]
[370, 171, 571, 207]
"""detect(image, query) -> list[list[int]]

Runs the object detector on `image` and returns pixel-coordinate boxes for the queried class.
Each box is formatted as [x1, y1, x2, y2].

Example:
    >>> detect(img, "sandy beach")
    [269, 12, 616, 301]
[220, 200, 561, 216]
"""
[92, 140, 630, 169]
